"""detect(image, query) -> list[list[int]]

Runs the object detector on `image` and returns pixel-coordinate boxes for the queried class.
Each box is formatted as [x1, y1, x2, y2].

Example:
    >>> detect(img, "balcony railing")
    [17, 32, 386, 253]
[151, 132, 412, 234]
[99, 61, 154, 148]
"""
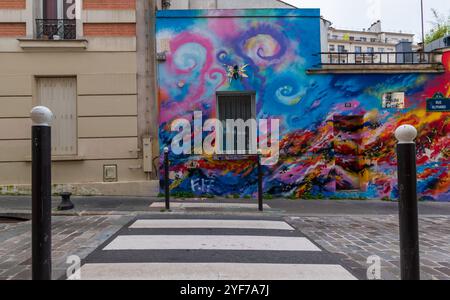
[320, 51, 438, 65]
[35, 19, 76, 40]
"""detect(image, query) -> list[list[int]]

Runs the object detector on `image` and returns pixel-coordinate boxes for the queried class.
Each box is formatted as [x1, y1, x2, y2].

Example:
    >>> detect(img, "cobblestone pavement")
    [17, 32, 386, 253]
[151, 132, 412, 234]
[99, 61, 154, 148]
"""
[0, 215, 132, 280]
[2, 213, 450, 280]
[286, 215, 450, 280]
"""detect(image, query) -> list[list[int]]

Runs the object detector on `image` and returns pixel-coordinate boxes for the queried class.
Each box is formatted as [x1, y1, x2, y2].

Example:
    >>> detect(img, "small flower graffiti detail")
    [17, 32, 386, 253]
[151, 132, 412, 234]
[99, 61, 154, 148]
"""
[156, 10, 450, 201]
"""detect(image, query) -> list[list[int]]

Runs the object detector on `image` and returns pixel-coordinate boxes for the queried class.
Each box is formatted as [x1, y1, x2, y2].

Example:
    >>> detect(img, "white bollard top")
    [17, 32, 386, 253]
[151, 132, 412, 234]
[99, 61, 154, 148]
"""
[164, 147, 169, 153]
[395, 125, 417, 144]
[30, 106, 53, 127]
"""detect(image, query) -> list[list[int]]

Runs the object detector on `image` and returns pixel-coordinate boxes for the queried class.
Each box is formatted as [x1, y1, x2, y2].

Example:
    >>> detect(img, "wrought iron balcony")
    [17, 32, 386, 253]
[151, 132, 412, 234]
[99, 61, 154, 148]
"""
[35, 19, 76, 40]
[320, 51, 439, 65]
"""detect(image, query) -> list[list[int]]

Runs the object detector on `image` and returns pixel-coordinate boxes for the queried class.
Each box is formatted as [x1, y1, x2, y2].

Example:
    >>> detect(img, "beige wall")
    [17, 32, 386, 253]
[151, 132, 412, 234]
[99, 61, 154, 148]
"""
[0, 1, 159, 196]
[0, 43, 150, 189]
[0, 0, 162, 195]
[0, 50, 147, 186]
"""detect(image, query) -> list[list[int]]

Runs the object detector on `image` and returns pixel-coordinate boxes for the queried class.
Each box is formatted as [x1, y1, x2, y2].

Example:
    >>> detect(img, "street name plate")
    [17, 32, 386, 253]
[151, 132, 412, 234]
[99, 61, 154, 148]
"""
[426, 93, 450, 112]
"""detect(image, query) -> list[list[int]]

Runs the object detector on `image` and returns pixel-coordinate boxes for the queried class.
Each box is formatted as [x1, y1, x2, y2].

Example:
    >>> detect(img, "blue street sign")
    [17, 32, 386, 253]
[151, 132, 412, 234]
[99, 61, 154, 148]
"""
[426, 93, 450, 112]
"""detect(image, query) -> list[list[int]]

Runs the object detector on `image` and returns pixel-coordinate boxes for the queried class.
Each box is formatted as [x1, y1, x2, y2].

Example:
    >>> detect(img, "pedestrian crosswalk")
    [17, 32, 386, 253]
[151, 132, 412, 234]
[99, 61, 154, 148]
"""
[78, 216, 357, 280]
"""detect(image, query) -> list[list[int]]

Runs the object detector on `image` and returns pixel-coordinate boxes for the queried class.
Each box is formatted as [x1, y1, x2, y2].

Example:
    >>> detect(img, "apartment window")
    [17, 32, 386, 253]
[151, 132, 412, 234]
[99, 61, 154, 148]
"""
[367, 47, 374, 53]
[378, 48, 385, 52]
[217, 93, 256, 154]
[349, 36, 355, 41]
[370, 38, 377, 43]
[360, 37, 367, 42]
[37, 77, 77, 156]
[332, 35, 338, 40]
[355, 46, 362, 53]
[36, 0, 77, 39]
[329, 44, 336, 52]
[41, 0, 76, 19]
[338, 45, 346, 53]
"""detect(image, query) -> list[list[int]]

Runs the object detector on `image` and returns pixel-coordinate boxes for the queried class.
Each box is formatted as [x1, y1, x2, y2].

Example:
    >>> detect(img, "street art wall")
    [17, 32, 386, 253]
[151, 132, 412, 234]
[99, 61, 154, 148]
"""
[156, 9, 450, 201]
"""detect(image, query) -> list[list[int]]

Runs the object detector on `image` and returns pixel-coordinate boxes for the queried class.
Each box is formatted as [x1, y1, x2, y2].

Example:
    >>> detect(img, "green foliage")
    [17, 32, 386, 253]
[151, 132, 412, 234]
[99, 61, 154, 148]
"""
[171, 191, 195, 198]
[288, 194, 298, 200]
[301, 193, 315, 200]
[425, 9, 450, 44]
[263, 193, 274, 200]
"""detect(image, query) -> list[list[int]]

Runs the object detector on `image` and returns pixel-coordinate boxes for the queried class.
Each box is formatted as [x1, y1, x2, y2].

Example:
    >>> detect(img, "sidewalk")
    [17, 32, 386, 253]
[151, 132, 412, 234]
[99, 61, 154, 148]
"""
[0, 215, 132, 280]
[1, 195, 450, 216]
[287, 215, 450, 280]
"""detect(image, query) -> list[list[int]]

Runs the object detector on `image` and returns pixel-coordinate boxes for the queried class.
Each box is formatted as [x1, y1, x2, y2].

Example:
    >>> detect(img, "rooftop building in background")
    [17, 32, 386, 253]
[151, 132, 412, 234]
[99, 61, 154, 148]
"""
[328, 20, 417, 52]
[326, 20, 419, 64]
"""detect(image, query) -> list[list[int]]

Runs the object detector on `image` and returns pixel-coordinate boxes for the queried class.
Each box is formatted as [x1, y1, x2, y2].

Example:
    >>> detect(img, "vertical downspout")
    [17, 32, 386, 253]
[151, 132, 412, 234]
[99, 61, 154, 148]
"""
[137, 0, 159, 179]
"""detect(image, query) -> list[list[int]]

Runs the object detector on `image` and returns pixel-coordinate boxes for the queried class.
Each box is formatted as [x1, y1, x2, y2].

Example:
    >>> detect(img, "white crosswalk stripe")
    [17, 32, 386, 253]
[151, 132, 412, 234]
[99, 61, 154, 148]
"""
[103, 235, 321, 251]
[80, 263, 357, 280]
[130, 219, 294, 230]
[78, 217, 358, 280]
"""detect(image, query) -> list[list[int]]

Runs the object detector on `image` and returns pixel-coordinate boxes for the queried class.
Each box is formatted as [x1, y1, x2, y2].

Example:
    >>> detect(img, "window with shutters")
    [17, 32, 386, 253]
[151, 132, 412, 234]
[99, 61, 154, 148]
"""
[37, 77, 77, 156]
[217, 93, 256, 155]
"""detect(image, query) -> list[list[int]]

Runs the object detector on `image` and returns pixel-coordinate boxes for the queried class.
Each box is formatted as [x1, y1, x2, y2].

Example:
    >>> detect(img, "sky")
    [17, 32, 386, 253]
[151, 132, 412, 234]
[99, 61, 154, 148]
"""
[284, 0, 450, 42]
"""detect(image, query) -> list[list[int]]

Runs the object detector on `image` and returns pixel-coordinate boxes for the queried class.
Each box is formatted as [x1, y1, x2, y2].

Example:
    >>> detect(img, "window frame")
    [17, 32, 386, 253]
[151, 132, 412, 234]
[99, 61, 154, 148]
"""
[337, 45, 346, 53]
[216, 91, 257, 155]
[35, 76, 78, 157]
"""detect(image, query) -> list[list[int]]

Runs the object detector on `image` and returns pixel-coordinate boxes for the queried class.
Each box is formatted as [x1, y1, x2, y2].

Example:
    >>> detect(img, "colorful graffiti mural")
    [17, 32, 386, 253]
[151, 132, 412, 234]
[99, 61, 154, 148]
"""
[157, 9, 450, 201]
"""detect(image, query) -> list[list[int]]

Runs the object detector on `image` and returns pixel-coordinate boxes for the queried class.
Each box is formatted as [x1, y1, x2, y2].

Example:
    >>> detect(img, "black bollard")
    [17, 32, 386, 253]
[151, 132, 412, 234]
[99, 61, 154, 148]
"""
[58, 192, 74, 211]
[164, 147, 170, 210]
[257, 150, 263, 212]
[395, 125, 420, 280]
[31, 106, 53, 280]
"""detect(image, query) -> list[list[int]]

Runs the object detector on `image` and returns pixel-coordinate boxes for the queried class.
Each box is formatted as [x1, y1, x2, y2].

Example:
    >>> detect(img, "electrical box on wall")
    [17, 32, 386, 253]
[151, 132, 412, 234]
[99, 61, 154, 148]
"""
[143, 138, 153, 173]
[103, 165, 118, 182]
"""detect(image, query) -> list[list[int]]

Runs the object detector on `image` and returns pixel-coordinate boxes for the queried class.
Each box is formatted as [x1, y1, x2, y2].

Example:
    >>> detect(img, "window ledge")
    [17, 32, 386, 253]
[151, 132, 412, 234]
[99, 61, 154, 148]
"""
[25, 155, 85, 162]
[307, 64, 445, 74]
[18, 39, 88, 51]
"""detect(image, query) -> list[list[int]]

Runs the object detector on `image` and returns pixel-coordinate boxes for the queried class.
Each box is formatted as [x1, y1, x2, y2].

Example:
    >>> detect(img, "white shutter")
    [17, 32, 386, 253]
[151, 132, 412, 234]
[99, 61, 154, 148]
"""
[37, 77, 77, 156]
